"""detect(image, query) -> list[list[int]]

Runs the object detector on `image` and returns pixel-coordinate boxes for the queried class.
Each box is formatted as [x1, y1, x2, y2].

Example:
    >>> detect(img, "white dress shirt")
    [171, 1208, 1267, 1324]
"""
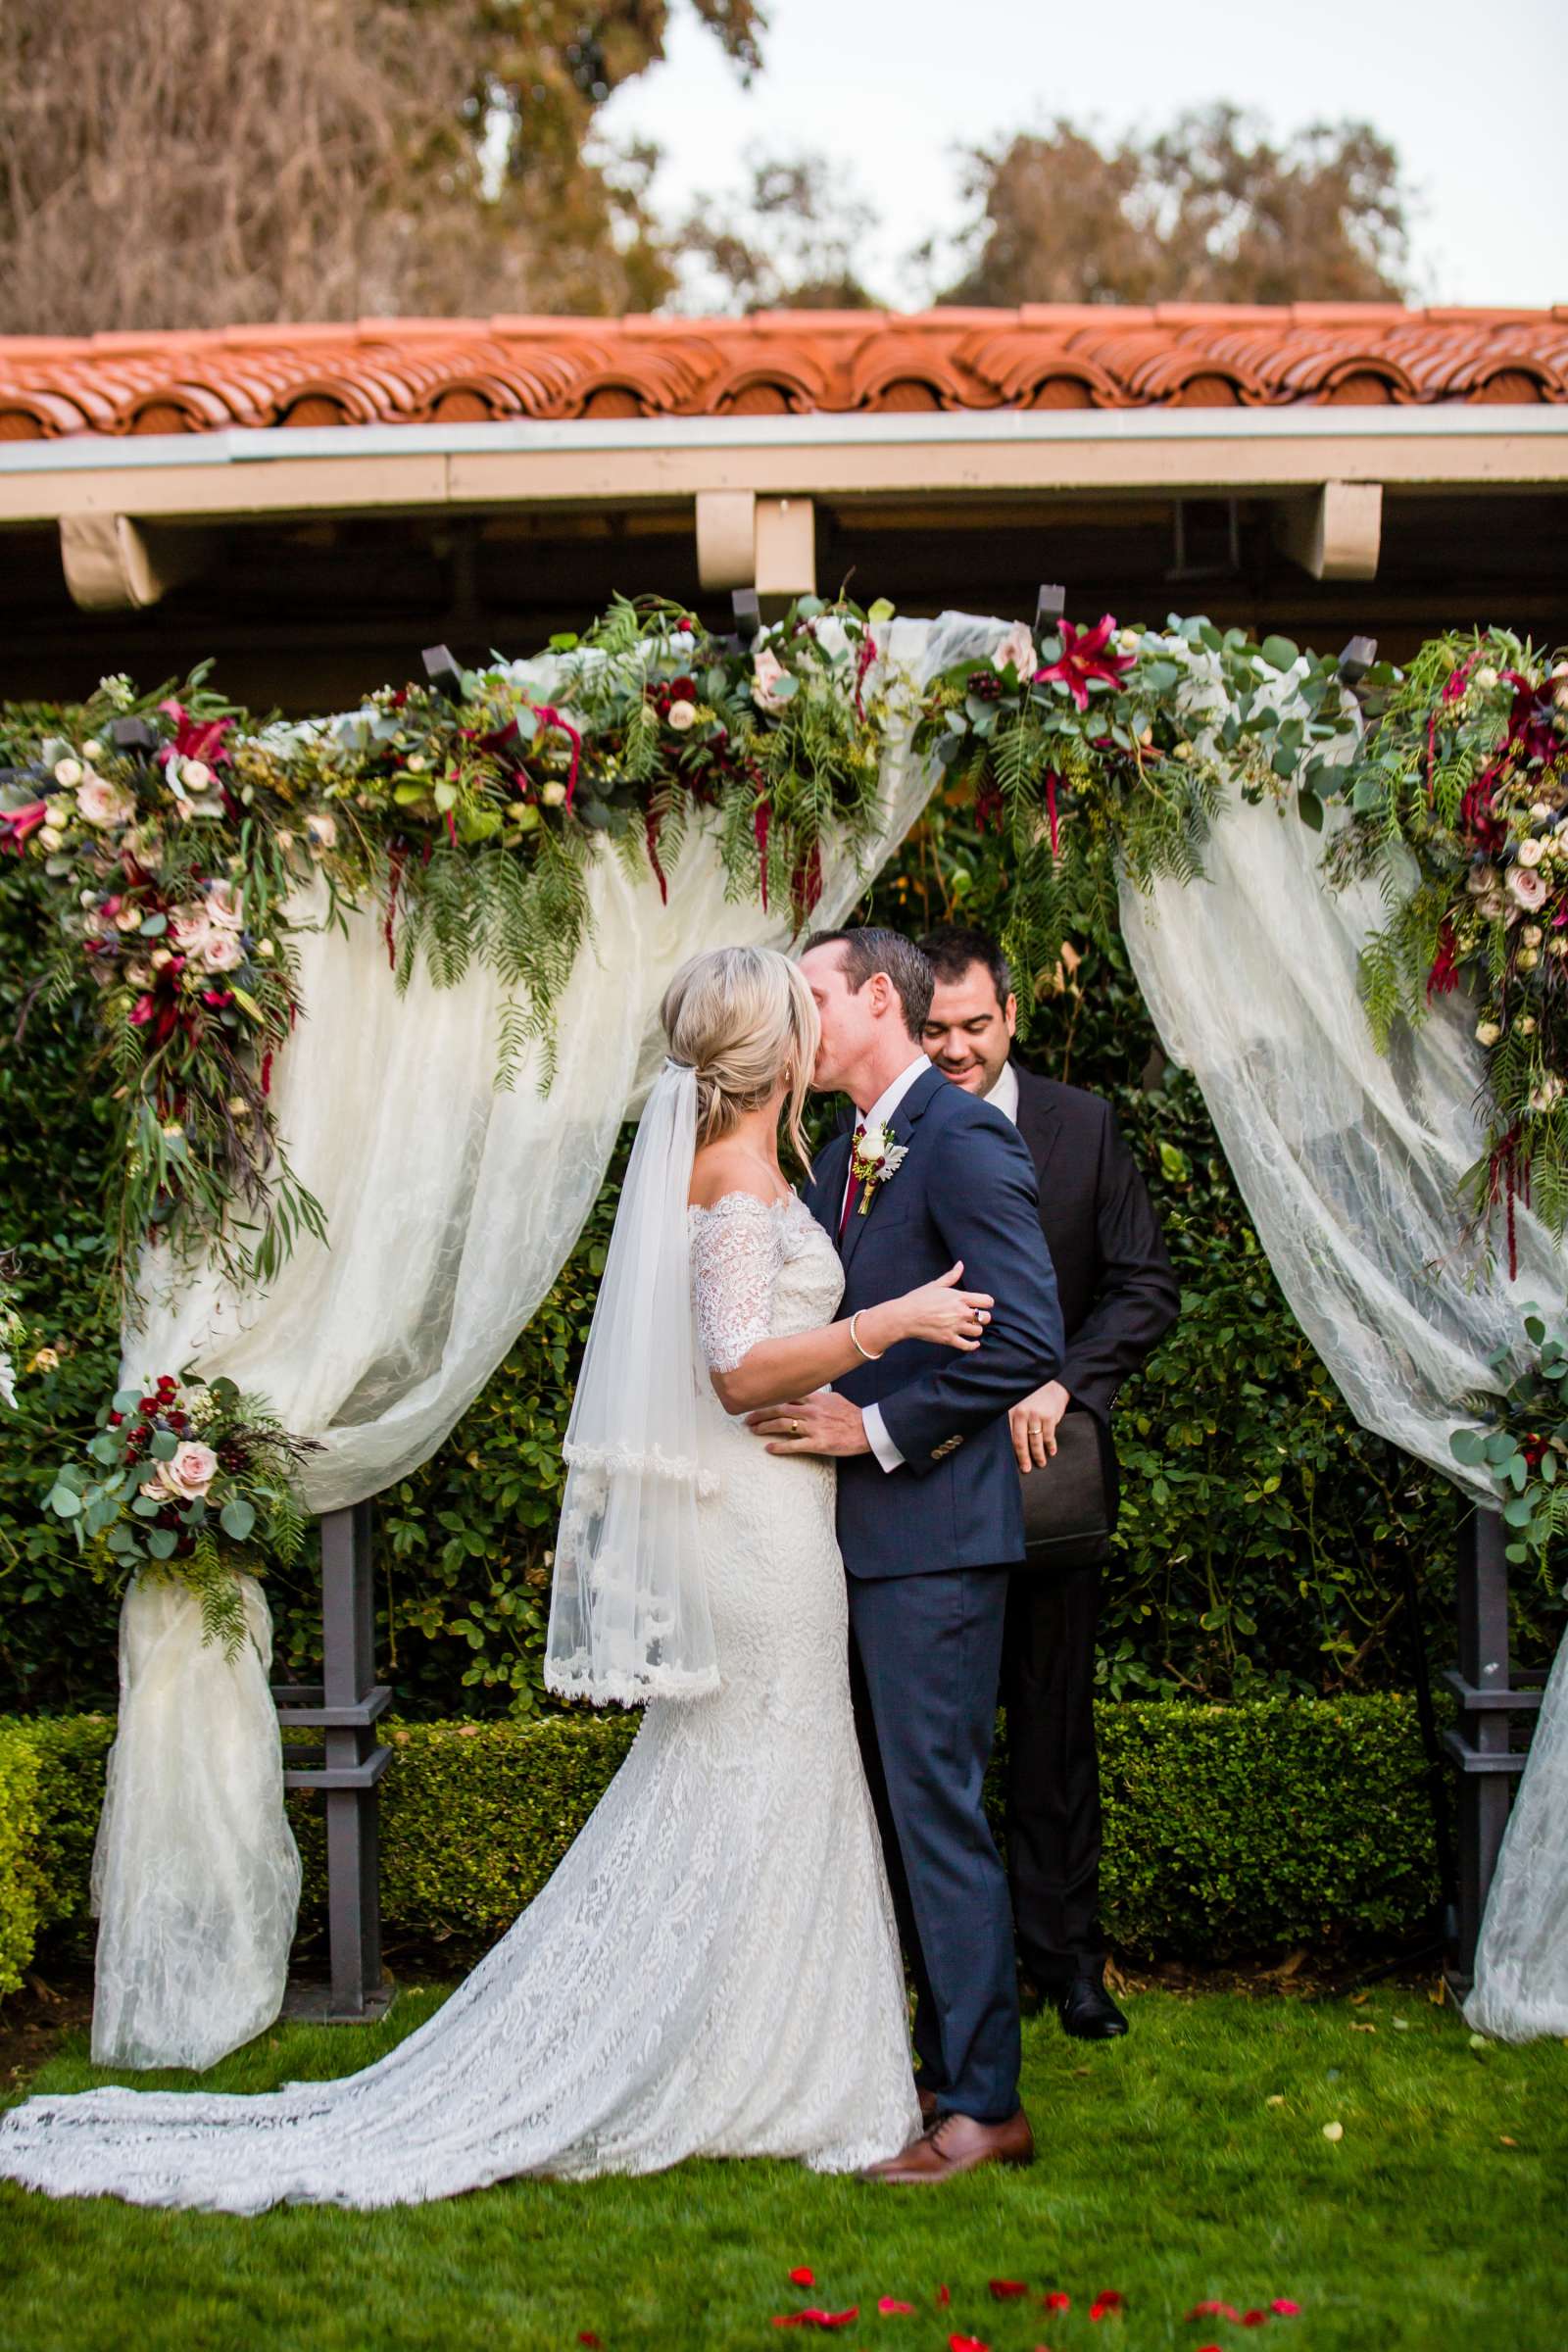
[855, 1055, 1017, 1474]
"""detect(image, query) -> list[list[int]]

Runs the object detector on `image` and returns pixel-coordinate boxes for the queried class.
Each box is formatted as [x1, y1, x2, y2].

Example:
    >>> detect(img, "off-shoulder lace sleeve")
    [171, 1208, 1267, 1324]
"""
[690, 1195, 784, 1373]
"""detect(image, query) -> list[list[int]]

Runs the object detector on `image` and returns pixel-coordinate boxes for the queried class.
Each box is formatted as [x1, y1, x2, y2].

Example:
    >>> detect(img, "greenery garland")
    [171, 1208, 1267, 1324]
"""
[1, 598, 1563, 1318]
[0, 593, 897, 1312]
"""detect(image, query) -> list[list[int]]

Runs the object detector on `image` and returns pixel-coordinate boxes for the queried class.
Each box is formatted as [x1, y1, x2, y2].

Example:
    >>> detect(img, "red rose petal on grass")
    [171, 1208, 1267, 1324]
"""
[1242, 2315, 1269, 2328]
[990, 2281, 1029, 2300]
[878, 2300, 915, 2316]
[790, 2271, 817, 2287]
[1187, 2307, 1240, 2326]
[937, 2286, 953, 2308]
[950, 2336, 991, 2352]
[577, 2336, 601, 2348]
[1043, 2293, 1071, 2312]
[1271, 2303, 1301, 2319]
[1090, 2292, 1125, 2322]
[774, 2314, 857, 2332]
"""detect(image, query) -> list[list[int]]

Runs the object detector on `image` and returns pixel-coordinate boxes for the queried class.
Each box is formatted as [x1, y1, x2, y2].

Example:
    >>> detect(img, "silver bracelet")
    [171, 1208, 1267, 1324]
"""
[849, 1310, 884, 1362]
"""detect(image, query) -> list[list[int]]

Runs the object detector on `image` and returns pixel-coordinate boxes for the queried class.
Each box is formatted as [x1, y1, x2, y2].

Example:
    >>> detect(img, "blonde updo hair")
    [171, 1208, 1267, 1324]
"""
[661, 945, 820, 1172]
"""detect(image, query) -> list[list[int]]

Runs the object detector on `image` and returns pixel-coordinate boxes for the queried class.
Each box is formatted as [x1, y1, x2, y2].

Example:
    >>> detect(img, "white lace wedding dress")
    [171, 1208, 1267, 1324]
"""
[0, 1191, 920, 2211]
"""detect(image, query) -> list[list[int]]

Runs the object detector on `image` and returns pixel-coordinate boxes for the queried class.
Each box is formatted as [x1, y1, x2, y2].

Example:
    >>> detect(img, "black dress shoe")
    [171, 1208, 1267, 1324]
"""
[1055, 1976, 1129, 2039]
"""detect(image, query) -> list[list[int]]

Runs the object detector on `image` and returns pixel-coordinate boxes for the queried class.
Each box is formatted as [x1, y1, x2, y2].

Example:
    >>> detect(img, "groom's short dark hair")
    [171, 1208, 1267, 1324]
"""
[802, 926, 934, 1040]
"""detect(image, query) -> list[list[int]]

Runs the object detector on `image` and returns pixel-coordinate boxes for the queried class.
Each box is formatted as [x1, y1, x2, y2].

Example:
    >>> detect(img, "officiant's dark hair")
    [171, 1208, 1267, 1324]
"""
[801, 926, 933, 1040]
[917, 924, 1013, 1012]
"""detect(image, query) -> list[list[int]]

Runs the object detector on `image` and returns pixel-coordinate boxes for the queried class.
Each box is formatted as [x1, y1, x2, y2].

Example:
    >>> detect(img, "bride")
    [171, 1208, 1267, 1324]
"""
[0, 945, 997, 2211]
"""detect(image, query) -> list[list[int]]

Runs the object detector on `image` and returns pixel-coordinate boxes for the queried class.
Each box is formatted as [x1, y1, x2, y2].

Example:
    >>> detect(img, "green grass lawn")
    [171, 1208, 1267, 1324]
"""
[2, 1984, 1562, 2352]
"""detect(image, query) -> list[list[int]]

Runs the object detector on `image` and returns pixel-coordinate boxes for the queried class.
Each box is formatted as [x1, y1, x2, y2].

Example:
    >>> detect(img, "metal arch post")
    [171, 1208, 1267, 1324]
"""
[1442, 1502, 1543, 1997]
[273, 1498, 394, 2021]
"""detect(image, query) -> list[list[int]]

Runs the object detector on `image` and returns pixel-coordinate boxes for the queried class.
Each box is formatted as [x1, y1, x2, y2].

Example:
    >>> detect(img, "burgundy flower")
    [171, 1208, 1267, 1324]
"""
[1033, 615, 1136, 712]
[156, 700, 234, 770]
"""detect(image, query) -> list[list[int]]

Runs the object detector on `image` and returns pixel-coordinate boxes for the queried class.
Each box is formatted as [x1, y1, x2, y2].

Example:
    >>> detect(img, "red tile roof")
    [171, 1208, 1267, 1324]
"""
[1, 306, 1565, 439]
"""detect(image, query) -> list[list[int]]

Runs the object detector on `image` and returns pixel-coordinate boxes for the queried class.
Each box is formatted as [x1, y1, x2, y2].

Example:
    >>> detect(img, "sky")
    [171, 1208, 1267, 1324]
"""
[601, 0, 1567, 311]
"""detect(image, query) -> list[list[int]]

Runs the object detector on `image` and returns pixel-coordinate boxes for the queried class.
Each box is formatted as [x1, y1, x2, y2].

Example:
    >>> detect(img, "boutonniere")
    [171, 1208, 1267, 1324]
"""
[851, 1121, 908, 1214]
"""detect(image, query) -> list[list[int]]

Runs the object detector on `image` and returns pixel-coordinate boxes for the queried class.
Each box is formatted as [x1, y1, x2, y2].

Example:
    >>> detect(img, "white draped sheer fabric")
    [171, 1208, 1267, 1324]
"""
[1115, 696, 1565, 2046]
[88, 1573, 300, 2072]
[545, 1058, 718, 1706]
[80, 612, 1001, 2073]
[0, 1189, 920, 2206]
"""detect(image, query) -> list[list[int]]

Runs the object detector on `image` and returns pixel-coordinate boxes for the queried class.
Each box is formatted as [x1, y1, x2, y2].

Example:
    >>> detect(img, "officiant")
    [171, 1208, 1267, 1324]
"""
[918, 925, 1180, 2042]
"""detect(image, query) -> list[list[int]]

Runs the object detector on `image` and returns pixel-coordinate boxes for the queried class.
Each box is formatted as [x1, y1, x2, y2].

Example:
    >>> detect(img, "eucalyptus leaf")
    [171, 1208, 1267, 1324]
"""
[145, 1529, 178, 1560]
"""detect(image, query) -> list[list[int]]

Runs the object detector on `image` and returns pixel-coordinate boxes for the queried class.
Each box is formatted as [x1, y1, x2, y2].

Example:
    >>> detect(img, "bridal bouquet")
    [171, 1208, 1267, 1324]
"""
[43, 1370, 322, 1657]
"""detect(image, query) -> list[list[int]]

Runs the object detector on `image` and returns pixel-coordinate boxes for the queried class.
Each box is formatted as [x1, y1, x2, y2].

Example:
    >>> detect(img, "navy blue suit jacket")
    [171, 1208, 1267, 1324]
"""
[803, 1063, 1064, 1580]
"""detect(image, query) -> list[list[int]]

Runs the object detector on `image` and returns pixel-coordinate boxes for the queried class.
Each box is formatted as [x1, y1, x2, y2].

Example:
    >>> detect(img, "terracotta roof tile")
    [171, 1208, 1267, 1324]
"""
[0, 305, 1562, 439]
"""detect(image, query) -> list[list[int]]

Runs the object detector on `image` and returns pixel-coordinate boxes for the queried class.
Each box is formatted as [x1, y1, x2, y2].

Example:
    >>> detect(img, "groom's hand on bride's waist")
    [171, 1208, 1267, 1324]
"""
[745, 1392, 870, 1457]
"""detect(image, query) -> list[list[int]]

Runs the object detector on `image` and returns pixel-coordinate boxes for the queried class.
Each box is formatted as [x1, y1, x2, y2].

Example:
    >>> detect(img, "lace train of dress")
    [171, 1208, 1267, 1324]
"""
[0, 1193, 920, 2212]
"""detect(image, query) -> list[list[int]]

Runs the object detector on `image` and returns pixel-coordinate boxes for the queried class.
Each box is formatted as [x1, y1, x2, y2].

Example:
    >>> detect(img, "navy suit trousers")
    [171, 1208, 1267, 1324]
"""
[847, 1562, 1020, 2124]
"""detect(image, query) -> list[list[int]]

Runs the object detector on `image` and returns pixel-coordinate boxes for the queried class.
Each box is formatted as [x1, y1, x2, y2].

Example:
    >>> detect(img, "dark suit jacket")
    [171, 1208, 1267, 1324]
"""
[1009, 1061, 1180, 1518]
[804, 1062, 1064, 1578]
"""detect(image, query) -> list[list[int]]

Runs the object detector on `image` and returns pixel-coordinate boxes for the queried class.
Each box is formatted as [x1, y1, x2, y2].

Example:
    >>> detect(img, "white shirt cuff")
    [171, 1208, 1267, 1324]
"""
[862, 1401, 906, 1474]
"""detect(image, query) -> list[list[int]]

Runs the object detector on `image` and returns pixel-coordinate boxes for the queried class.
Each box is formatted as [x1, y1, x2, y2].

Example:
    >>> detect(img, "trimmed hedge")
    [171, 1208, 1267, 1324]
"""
[1, 1695, 1443, 1993]
[0, 1721, 45, 1997]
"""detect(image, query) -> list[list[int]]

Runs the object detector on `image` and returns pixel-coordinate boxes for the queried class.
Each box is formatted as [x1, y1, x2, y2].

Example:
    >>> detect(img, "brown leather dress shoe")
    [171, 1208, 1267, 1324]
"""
[863, 2105, 1034, 2184]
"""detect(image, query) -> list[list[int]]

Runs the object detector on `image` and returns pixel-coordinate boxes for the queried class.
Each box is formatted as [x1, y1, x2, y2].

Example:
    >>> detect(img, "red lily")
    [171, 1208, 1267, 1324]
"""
[0, 798, 49, 854]
[1033, 615, 1136, 712]
[157, 700, 234, 770]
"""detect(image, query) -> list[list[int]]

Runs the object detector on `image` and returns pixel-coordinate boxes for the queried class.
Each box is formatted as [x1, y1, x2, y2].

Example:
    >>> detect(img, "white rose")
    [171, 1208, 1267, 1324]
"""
[1529, 1076, 1565, 1113]
[751, 647, 791, 713]
[1530, 802, 1554, 823]
[256, 938, 275, 958]
[1475, 666, 1498, 691]
[52, 757, 83, 788]
[305, 812, 337, 852]
[76, 775, 135, 827]
[1465, 865, 1497, 897]
[406, 754, 428, 774]
[113, 906, 142, 932]
[991, 622, 1037, 680]
[124, 959, 154, 987]
[1517, 837, 1545, 868]
[150, 948, 173, 971]
[540, 781, 567, 808]
[1517, 1015, 1538, 1036]
[275, 829, 294, 852]
[179, 759, 215, 795]
[201, 930, 244, 973]
[1475, 1020, 1501, 1047]
[1117, 627, 1142, 654]
[153, 1441, 220, 1501]
[665, 700, 698, 731]
[1523, 925, 1544, 948]
[37, 826, 64, 853]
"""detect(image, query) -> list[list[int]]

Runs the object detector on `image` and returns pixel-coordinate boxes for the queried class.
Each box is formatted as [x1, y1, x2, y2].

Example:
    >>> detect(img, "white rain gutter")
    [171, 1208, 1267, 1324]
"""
[0, 402, 1563, 528]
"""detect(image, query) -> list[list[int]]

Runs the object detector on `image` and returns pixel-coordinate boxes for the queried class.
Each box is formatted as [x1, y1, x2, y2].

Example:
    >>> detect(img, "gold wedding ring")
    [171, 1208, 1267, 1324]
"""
[791, 1418, 802, 1436]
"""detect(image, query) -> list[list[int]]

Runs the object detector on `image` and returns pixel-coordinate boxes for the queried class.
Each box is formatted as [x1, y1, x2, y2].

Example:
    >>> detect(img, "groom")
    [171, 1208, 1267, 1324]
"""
[746, 927, 1064, 2182]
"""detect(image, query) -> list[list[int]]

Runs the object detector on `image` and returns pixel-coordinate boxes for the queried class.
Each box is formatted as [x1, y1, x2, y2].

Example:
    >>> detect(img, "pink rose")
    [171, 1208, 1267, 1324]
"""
[751, 648, 791, 713]
[201, 930, 244, 972]
[665, 700, 698, 731]
[992, 622, 1037, 680]
[154, 1442, 220, 1501]
[1508, 863, 1547, 911]
[203, 881, 246, 930]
